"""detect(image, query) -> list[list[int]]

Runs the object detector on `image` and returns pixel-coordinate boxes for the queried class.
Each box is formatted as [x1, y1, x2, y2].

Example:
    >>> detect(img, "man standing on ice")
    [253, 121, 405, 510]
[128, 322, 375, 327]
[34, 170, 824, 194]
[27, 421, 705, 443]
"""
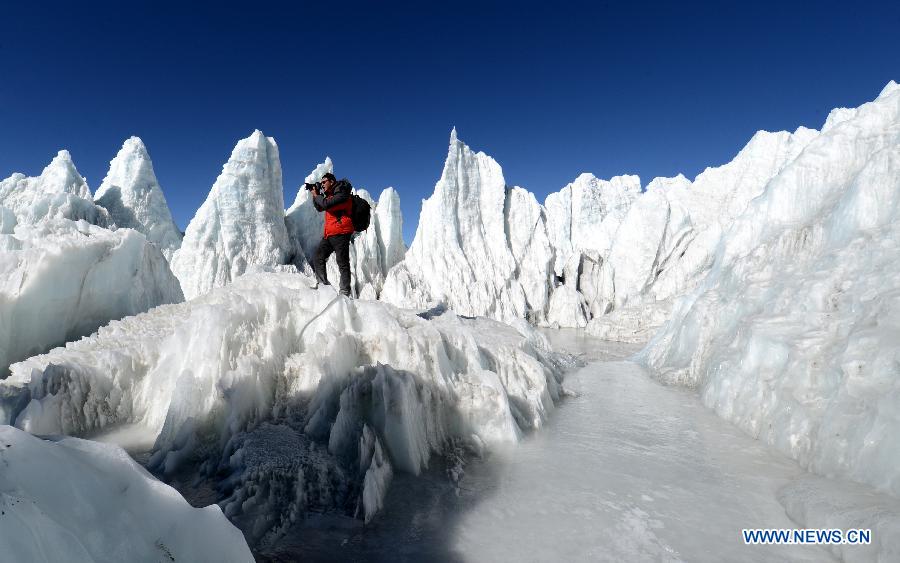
[308, 172, 354, 297]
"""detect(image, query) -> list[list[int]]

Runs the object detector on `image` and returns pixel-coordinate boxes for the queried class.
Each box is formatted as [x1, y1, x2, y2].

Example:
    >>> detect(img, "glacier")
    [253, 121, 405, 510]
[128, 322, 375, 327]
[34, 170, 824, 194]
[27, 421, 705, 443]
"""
[94, 136, 183, 260]
[0, 273, 568, 543]
[0, 80, 898, 559]
[0, 425, 252, 562]
[639, 81, 900, 496]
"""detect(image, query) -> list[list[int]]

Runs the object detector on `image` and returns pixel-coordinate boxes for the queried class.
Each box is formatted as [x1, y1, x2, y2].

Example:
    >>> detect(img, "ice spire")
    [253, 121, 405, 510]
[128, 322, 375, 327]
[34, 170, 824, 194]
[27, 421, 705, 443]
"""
[40, 150, 93, 199]
[0, 150, 111, 227]
[95, 136, 183, 260]
[170, 130, 289, 299]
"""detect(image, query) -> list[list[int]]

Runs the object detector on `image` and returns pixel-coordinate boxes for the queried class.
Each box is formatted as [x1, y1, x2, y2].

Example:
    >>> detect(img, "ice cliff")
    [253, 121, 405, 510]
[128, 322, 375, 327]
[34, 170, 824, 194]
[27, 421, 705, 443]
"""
[94, 136, 183, 260]
[640, 81, 900, 495]
[0, 273, 568, 542]
[171, 130, 290, 299]
[0, 425, 252, 562]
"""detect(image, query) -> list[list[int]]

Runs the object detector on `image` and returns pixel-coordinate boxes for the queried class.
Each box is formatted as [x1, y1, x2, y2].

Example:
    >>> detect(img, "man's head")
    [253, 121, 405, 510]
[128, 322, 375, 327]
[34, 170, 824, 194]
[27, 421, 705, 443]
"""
[321, 173, 337, 191]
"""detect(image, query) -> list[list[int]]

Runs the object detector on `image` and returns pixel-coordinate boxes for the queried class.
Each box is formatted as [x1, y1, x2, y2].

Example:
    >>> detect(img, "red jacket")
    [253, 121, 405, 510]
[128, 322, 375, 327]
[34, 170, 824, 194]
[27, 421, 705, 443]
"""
[313, 180, 355, 237]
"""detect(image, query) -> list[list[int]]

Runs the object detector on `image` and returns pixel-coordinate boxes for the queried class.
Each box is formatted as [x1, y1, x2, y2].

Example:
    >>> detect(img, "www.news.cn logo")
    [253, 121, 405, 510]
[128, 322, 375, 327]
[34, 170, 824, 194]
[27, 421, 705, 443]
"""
[743, 528, 871, 545]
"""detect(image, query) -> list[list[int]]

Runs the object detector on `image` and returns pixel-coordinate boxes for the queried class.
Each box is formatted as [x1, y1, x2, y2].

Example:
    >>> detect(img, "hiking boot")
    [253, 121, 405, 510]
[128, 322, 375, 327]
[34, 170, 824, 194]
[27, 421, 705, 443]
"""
[340, 289, 352, 299]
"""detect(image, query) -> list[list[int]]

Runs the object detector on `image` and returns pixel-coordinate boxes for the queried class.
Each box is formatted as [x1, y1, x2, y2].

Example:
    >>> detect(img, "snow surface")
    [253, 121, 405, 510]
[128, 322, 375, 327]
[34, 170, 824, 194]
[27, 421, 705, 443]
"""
[640, 82, 900, 495]
[94, 136, 183, 260]
[0, 150, 111, 228]
[0, 218, 182, 378]
[171, 130, 290, 299]
[0, 272, 568, 543]
[0, 425, 252, 562]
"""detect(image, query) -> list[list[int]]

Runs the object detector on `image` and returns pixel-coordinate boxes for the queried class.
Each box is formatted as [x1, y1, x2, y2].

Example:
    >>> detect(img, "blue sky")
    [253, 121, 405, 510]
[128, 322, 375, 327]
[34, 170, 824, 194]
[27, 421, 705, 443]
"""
[1, 0, 898, 243]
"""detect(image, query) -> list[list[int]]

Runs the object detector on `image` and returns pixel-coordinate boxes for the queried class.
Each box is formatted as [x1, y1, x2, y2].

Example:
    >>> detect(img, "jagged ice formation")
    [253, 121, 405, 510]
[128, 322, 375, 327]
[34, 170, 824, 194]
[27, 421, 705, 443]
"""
[0, 150, 111, 228]
[170, 130, 290, 299]
[0, 273, 568, 543]
[0, 218, 183, 378]
[94, 136, 183, 260]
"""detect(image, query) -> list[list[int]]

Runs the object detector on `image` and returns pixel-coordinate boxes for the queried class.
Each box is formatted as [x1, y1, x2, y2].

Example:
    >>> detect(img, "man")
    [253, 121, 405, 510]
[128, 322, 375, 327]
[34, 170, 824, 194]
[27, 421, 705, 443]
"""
[309, 172, 354, 297]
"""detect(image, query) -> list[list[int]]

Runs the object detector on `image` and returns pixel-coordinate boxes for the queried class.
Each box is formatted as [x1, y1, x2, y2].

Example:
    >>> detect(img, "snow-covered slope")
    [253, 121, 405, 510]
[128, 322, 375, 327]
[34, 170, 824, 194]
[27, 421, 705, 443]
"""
[0, 273, 568, 541]
[0, 425, 252, 562]
[94, 137, 183, 260]
[640, 81, 900, 494]
[170, 130, 289, 299]
[382, 129, 554, 322]
[0, 151, 111, 228]
[0, 218, 183, 378]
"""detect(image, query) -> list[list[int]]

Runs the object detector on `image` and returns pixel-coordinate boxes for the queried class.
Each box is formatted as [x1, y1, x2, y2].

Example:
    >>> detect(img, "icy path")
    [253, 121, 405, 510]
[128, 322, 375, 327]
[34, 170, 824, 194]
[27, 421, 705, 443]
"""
[450, 332, 832, 562]
[258, 331, 847, 561]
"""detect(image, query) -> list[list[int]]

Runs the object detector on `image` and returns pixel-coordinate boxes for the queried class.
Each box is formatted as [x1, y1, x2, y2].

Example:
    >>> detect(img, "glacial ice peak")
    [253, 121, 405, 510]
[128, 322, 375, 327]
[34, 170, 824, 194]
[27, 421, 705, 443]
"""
[170, 129, 288, 299]
[41, 150, 92, 199]
[878, 80, 900, 99]
[122, 135, 149, 154]
[302, 156, 334, 185]
[94, 136, 182, 259]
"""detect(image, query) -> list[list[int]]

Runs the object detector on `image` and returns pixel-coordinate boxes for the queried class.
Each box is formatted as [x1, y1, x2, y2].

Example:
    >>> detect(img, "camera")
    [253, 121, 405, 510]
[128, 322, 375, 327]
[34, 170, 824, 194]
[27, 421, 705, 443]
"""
[304, 181, 322, 192]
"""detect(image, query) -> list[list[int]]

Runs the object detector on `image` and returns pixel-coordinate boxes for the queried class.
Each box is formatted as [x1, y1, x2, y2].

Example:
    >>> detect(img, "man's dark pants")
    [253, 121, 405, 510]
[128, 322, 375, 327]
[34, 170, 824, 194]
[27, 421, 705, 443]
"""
[314, 233, 352, 296]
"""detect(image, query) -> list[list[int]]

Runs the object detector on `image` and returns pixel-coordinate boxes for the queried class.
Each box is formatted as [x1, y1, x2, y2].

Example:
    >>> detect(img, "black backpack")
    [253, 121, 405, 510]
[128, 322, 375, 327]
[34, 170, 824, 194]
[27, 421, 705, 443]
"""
[350, 193, 371, 232]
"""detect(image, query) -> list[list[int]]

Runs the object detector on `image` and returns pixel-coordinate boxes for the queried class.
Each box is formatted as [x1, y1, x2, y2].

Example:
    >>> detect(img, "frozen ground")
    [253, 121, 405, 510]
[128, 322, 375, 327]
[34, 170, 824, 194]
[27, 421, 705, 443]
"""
[255, 331, 900, 562]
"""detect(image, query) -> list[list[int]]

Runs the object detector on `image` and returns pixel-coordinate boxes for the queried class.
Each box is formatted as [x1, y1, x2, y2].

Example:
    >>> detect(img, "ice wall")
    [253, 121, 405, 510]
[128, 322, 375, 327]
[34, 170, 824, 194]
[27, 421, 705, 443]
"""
[0, 426, 252, 562]
[94, 136, 183, 260]
[0, 218, 183, 378]
[170, 130, 289, 299]
[640, 81, 900, 495]
[0, 273, 568, 540]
